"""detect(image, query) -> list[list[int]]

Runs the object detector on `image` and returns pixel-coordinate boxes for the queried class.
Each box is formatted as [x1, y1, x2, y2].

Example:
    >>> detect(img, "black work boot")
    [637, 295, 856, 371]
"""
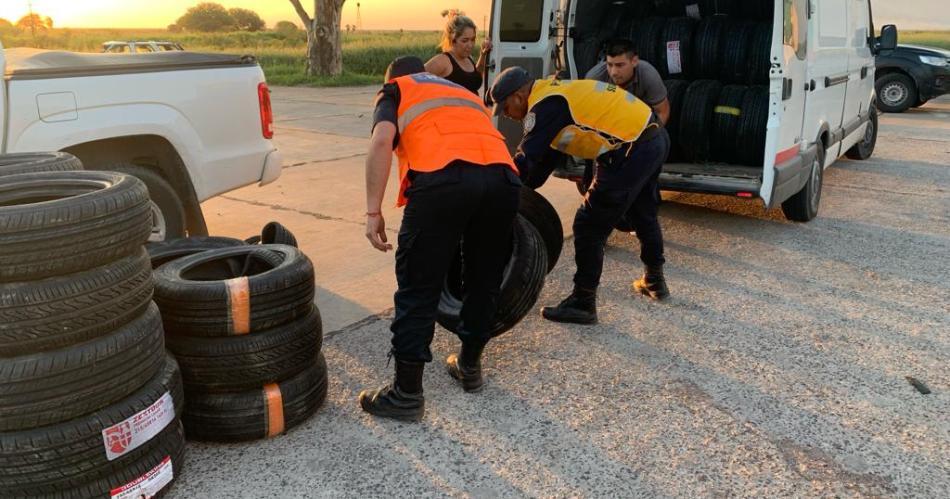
[541, 287, 597, 324]
[633, 266, 670, 301]
[445, 340, 487, 392]
[358, 359, 425, 422]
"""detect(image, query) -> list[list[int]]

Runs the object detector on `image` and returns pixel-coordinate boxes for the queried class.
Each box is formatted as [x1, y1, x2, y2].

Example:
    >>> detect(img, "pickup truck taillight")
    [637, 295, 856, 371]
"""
[258, 82, 274, 139]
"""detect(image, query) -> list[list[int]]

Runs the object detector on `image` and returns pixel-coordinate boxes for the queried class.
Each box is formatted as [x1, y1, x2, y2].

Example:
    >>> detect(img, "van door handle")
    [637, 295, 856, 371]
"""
[808, 80, 816, 91]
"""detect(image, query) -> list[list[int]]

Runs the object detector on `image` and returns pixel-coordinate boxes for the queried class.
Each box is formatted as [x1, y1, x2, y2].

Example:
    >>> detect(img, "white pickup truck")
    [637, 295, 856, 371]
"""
[0, 43, 282, 240]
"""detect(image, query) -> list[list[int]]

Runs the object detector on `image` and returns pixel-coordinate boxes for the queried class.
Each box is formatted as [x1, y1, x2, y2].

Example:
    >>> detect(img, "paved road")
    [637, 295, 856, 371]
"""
[174, 91, 950, 497]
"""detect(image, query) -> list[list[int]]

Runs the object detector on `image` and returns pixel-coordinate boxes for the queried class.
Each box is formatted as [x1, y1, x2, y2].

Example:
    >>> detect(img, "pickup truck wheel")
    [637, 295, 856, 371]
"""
[845, 108, 878, 160]
[100, 163, 186, 242]
[0, 152, 83, 176]
[875, 73, 917, 113]
[781, 145, 825, 222]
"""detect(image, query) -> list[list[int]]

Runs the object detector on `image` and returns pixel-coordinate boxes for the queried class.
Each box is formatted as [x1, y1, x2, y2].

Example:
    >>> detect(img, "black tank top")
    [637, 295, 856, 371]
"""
[443, 52, 483, 95]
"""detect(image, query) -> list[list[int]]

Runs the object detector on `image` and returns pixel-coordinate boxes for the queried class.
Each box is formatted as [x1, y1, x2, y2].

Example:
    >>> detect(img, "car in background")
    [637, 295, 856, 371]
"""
[875, 44, 950, 112]
[102, 41, 185, 54]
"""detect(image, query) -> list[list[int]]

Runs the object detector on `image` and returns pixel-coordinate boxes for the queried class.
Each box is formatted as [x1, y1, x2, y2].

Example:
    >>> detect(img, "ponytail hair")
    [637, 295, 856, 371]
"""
[439, 9, 477, 52]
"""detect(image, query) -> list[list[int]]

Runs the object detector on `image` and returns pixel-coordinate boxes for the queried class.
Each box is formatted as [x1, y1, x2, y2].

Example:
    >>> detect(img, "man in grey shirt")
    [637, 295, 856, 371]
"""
[586, 39, 670, 125]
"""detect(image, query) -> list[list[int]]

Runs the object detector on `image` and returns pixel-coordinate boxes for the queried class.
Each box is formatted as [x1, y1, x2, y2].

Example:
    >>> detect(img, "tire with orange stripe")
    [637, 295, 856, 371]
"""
[181, 353, 328, 442]
[153, 245, 315, 337]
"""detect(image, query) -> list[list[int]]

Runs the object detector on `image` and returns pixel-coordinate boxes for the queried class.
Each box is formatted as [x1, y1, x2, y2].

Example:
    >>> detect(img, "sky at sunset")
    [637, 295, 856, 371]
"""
[0, 1, 947, 31]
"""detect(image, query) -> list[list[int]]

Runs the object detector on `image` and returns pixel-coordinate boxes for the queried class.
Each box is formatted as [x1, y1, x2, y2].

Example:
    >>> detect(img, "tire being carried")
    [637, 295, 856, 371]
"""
[0, 152, 83, 176]
[518, 187, 563, 273]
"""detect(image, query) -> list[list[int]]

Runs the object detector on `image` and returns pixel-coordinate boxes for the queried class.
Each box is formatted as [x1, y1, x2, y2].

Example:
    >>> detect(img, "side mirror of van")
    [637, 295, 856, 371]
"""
[876, 25, 898, 53]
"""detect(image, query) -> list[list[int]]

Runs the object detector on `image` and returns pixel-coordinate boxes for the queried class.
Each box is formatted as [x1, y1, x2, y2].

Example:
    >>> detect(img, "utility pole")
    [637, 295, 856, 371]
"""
[28, 0, 36, 40]
[356, 3, 362, 31]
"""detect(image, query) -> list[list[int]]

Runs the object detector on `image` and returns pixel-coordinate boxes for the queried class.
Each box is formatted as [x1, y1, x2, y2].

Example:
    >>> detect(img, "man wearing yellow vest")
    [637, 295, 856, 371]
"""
[359, 57, 521, 421]
[490, 67, 670, 325]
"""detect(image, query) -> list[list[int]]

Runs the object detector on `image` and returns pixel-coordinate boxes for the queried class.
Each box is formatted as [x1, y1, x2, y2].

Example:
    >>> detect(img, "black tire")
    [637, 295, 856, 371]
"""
[782, 145, 825, 222]
[182, 353, 329, 442]
[260, 221, 299, 247]
[698, 0, 738, 16]
[518, 187, 563, 274]
[712, 85, 749, 163]
[0, 248, 153, 357]
[738, 0, 773, 20]
[678, 80, 724, 163]
[693, 16, 729, 80]
[633, 17, 667, 69]
[720, 21, 755, 83]
[663, 79, 690, 162]
[147, 236, 247, 269]
[166, 305, 323, 393]
[0, 303, 165, 431]
[0, 355, 183, 494]
[0, 152, 83, 176]
[735, 85, 769, 166]
[653, 0, 685, 16]
[575, 38, 606, 78]
[658, 17, 696, 79]
[154, 244, 315, 337]
[437, 215, 547, 338]
[99, 163, 186, 243]
[875, 73, 918, 113]
[0, 171, 152, 283]
[846, 107, 878, 160]
[747, 23, 773, 85]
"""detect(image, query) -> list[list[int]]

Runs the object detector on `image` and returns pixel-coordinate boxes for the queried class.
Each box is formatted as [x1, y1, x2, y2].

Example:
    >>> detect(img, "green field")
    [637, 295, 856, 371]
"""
[1, 28, 947, 87]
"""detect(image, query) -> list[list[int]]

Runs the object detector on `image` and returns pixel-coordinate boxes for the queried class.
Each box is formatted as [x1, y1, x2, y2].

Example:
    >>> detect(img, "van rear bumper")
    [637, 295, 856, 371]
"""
[658, 173, 762, 196]
[768, 143, 818, 209]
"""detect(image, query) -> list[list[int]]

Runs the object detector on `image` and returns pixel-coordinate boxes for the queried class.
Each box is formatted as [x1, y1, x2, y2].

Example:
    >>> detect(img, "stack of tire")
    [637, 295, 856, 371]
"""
[151, 234, 328, 442]
[0, 153, 185, 498]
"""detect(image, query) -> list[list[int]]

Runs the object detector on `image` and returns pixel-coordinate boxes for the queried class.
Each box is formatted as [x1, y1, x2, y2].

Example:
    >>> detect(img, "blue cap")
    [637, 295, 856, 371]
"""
[489, 66, 531, 116]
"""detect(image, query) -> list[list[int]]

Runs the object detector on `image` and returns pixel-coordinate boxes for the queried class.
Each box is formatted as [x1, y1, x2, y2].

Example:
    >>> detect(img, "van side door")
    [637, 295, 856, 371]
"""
[802, 0, 850, 163]
[841, 0, 875, 146]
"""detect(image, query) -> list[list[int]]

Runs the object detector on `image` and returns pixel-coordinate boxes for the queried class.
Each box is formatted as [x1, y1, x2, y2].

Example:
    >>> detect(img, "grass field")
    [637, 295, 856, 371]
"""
[1, 28, 947, 87]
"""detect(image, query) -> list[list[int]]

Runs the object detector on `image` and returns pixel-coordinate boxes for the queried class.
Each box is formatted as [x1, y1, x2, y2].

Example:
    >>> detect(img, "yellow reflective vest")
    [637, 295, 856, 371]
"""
[527, 78, 656, 159]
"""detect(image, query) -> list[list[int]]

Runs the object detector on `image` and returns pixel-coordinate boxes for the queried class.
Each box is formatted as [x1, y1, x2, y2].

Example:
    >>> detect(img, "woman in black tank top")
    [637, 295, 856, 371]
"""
[425, 10, 492, 95]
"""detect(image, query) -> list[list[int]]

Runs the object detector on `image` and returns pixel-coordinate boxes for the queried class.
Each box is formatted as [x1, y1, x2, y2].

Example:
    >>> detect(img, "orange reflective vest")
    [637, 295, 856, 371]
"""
[392, 73, 516, 207]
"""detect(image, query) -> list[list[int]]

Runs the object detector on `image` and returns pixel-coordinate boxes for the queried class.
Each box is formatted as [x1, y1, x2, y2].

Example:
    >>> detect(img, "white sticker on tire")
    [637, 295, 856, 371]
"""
[110, 455, 174, 499]
[666, 41, 683, 75]
[102, 391, 175, 461]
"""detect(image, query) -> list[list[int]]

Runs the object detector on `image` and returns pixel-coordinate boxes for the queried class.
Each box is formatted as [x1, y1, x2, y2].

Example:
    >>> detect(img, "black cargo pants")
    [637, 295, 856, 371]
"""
[573, 128, 670, 290]
[391, 161, 521, 363]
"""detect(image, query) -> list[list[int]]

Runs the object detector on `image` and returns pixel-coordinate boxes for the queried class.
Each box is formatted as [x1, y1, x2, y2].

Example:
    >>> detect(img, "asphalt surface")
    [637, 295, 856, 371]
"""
[174, 92, 950, 498]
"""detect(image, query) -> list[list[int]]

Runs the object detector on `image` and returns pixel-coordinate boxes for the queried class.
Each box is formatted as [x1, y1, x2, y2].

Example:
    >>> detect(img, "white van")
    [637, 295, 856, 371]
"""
[487, 0, 898, 221]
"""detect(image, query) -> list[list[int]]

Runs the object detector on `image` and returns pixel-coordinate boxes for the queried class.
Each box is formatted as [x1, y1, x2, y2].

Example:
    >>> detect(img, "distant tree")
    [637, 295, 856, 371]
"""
[44, 16, 53, 29]
[16, 13, 51, 32]
[229, 8, 265, 32]
[274, 21, 299, 35]
[168, 23, 183, 33]
[176, 2, 235, 32]
[0, 18, 12, 31]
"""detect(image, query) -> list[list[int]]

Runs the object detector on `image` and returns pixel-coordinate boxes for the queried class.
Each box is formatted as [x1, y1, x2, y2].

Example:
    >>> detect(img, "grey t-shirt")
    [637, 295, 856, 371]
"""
[585, 59, 667, 106]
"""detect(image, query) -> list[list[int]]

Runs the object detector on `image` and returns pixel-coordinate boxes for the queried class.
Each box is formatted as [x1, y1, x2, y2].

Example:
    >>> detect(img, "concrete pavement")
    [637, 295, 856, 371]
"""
[175, 90, 950, 497]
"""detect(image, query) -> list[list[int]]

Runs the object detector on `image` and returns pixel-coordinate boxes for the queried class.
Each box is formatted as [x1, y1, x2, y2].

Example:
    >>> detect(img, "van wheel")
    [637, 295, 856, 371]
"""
[781, 146, 824, 222]
[876, 74, 917, 113]
[845, 109, 878, 160]
[99, 163, 186, 242]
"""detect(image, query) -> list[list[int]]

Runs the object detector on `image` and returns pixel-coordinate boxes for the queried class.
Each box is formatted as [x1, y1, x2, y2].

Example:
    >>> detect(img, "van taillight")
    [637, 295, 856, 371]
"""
[258, 82, 274, 139]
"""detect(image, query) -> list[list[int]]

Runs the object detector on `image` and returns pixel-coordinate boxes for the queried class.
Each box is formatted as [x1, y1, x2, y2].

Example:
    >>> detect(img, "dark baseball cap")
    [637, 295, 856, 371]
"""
[385, 56, 426, 81]
[489, 66, 532, 116]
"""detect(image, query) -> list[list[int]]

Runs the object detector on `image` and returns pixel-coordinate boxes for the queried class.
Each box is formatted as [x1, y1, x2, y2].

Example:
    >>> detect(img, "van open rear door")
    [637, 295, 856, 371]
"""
[488, 0, 562, 151]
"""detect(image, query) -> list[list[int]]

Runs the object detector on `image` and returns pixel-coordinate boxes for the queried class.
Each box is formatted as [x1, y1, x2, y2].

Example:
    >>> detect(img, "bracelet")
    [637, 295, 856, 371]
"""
[366, 211, 382, 217]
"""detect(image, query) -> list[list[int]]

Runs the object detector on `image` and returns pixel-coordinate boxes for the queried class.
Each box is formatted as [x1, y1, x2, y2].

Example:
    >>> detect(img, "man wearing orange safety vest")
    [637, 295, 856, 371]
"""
[359, 56, 521, 422]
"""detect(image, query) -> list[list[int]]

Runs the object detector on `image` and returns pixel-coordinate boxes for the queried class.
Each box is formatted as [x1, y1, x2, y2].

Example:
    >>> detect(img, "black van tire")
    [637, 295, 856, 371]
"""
[782, 146, 825, 222]
[735, 85, 770, 166]
[678, 80, 723, 163]
[0, 171, 152, 282]
[0, 152, 83, 176]
[100, 163, 186, 243]
[0, 248, 153, 357]
[518, 187, 563, 274]
[747, 23, 773, 85]
[845, 108, 878, 160]
[154, 245, 315, 336]
[720, 21, 755, 83]
[437, 215, 547, 338]
[166, 305, 323, 393]
[712, 85, 749, 163]
[659, 17, 696, 79]
[147, 236, 247, 269]
[0, 356, 183, 494]
[182, 354, 329, 442]
[694, 16, 729, 79]
[875, 73, 917, 113]
[0, 303, 165, 431]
